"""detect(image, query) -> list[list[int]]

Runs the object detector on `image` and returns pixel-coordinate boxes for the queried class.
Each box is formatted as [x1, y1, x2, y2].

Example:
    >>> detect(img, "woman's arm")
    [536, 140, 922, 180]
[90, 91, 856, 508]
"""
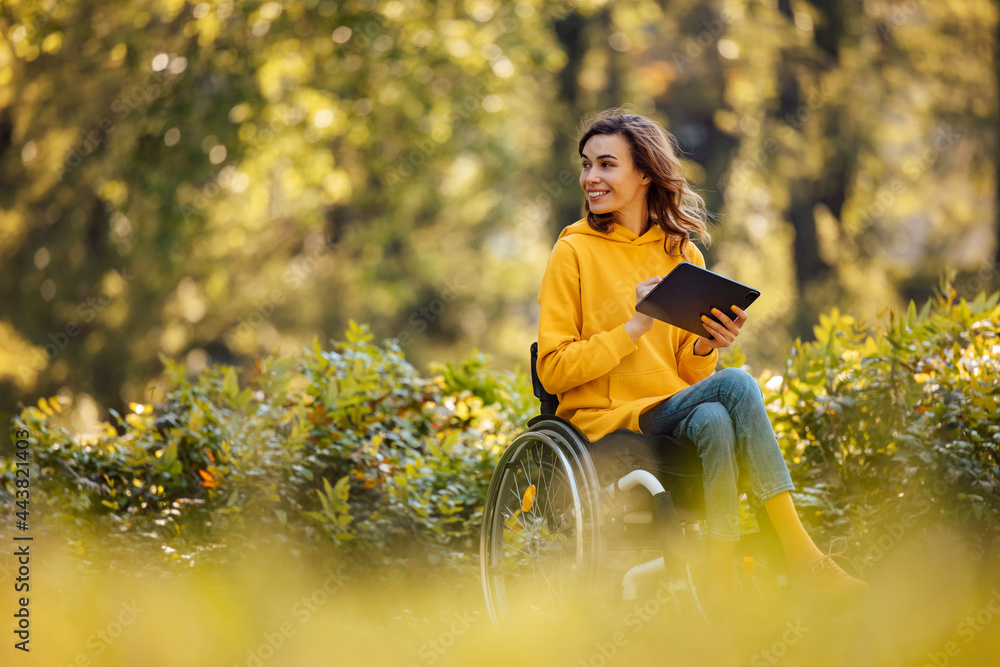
[536, 240, 637, 395]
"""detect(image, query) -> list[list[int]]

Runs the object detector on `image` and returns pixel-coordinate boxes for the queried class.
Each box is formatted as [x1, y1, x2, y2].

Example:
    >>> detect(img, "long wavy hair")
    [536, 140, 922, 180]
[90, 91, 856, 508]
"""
[578, 108, 711, 257]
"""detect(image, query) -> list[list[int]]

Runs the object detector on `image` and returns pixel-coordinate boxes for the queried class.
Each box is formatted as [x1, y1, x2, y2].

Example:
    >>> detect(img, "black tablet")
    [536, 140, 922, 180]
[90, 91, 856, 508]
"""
[635, 262, 760, 338]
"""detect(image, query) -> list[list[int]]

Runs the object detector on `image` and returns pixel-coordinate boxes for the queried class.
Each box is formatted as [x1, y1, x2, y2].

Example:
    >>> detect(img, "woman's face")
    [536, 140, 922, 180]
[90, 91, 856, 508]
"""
[579, 133, 650, 219]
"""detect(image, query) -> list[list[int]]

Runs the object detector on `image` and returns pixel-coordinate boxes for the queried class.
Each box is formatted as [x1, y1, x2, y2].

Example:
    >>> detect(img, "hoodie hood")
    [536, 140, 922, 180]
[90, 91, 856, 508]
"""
[557, 217, 669, 246]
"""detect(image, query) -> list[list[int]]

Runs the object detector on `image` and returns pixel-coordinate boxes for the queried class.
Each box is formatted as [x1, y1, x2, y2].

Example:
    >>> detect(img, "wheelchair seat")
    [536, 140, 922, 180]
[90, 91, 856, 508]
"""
[529, 342, 705, 495]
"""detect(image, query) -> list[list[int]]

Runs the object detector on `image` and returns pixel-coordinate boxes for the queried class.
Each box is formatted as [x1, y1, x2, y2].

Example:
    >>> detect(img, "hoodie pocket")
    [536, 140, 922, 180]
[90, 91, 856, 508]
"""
[609, 368, 673, 408]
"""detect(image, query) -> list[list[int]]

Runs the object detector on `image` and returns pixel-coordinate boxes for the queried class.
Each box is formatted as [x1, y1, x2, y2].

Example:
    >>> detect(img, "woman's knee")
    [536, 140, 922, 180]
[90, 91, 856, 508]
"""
[714, 366, 762, 398]
[686, 402, 735, 448]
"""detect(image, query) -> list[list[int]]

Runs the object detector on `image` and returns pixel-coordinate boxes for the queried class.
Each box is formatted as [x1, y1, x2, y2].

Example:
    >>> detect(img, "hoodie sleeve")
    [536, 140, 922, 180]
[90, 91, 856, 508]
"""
[536, 239, 637, 395]
[675, 244, 718, 384]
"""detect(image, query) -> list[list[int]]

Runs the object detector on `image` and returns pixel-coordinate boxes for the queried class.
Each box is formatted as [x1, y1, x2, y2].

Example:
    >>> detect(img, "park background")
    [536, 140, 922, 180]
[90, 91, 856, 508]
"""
[2, 0, 1000, 665]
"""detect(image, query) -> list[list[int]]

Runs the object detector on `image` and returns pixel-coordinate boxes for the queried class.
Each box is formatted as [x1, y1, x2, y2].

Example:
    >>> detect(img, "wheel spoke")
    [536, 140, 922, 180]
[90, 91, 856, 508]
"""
[534, 556, 565, 605]
[483, 433, 595, 624]
[502, 503, 529, 536]
[502, 541, 533, 558]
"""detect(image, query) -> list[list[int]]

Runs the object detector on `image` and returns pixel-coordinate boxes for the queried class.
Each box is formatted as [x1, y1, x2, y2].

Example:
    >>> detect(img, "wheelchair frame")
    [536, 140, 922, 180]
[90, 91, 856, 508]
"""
[479, 343, 786, 626]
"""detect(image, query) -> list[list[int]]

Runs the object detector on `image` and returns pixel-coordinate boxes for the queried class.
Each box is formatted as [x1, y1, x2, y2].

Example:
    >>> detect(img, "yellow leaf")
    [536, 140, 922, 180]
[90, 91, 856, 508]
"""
[198, 469, 220, 489]
[521, 485, 536, 513]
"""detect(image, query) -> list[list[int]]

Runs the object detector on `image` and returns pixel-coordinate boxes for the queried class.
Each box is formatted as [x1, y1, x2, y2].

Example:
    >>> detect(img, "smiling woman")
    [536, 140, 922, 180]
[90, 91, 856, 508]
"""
[535, 108, 869, 624]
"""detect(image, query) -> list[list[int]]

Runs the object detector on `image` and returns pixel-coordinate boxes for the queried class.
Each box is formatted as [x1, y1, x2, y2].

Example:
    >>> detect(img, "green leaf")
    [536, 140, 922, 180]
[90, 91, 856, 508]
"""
[157, 442, 178, 472]
[223, 367, 240, 402]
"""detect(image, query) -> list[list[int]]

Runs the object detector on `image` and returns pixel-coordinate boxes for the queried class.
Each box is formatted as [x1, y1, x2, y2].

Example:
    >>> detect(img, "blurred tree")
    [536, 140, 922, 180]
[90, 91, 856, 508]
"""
[0, 0, 998, 434]
[0, 0, 572, 423]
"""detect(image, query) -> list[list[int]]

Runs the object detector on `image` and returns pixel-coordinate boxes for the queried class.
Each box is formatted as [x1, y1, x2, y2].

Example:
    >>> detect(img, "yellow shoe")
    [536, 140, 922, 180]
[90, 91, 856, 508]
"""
[799, 538, 870, 603]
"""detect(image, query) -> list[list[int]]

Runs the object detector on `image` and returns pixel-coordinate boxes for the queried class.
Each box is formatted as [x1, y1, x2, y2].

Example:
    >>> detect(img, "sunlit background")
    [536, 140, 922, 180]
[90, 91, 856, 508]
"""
[2, 0, 1000, 665]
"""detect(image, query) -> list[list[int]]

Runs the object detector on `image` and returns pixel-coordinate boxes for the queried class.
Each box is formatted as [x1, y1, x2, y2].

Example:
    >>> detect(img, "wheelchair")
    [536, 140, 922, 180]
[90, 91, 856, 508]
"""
[479, 343, 789, 626]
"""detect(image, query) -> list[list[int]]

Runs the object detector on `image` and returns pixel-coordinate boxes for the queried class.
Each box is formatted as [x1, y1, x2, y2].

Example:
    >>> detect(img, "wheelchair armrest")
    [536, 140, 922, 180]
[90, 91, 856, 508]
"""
[530, 342, 559, 415]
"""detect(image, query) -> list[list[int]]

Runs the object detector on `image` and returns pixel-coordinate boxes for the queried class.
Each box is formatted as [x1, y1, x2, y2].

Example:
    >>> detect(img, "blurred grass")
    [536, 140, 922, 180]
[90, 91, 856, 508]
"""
[2, 518, 999, 666]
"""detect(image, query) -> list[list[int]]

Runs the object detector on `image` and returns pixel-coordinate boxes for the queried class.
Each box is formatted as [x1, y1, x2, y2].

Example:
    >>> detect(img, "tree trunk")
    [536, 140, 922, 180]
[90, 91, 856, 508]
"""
[995, 1, 1000, 265]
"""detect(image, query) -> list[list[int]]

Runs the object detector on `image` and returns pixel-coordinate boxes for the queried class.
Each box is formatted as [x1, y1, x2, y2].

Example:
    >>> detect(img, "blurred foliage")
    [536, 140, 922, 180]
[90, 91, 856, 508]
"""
[766, 274, 1000, 560]
[5, 288, 1000, 574]
[1, 0, 999, 448]
[3, 323, 534, 572]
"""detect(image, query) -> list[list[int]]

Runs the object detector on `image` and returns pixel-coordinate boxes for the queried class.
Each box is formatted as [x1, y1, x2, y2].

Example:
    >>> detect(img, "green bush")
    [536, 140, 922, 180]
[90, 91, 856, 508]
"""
[763, 278, 1000, 560]
[3, 322, 534, 571]
[5, 282, 1000, 573]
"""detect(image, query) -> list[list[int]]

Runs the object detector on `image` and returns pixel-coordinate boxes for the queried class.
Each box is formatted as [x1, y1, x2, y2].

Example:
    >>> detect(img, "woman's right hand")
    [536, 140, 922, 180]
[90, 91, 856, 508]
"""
[625, 275, 661, 343]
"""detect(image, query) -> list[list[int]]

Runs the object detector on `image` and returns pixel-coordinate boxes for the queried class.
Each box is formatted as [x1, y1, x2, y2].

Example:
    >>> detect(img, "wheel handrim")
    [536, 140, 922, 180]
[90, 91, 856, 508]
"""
[482, 433, 589, 623]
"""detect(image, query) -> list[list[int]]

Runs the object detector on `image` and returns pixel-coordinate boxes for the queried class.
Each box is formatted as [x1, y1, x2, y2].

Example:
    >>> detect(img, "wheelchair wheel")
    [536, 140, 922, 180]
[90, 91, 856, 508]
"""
[732, 516, 789, 609]
[685, 516, 790, 626]
[480, 427, 603, 625]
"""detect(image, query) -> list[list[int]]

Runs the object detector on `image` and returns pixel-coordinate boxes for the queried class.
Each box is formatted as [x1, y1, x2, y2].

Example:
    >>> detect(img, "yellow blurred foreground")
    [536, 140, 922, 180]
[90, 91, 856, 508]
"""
[1, 522, 999, 667]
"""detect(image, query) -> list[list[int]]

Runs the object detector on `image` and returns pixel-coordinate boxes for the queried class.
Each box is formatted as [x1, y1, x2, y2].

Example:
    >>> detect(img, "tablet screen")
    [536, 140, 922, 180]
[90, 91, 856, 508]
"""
[635, 263, 760, 338]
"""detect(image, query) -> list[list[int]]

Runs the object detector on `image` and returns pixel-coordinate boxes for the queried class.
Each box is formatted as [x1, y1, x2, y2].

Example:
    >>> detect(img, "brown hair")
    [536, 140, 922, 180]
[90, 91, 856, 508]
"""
[578, 108, 711, 257]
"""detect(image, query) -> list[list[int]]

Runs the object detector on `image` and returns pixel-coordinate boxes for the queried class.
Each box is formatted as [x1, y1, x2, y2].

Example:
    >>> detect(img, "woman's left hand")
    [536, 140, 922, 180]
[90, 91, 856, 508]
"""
[694, 305, 748, 355]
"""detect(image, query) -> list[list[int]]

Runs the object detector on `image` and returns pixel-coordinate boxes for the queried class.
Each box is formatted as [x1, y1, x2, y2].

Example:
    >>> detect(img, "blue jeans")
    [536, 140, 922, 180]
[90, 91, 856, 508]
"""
[637, 367, 795, 541]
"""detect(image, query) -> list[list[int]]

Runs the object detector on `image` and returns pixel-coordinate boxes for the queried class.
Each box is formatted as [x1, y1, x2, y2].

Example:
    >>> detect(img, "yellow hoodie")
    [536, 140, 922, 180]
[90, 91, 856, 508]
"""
[536, 218, 718, 442]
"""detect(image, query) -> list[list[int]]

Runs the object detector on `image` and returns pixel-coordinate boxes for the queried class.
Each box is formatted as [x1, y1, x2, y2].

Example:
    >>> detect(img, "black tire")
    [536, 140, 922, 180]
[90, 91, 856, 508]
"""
[480, 427, 603, 625]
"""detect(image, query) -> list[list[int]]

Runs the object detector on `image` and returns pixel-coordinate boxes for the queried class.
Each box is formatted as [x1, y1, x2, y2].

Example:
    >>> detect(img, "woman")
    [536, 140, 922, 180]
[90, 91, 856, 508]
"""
[536, 109, 867, 619]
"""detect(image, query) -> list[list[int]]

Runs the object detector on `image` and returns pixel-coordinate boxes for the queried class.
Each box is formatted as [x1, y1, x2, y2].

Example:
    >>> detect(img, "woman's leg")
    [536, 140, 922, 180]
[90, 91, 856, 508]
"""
[664, 402, 743, 595]
[763, 490, 825, 565]
[639, 367, 795, 534]
[639, 368, 868, 598]
[764, 491, 870, 597]
[672, 401, 741, 543]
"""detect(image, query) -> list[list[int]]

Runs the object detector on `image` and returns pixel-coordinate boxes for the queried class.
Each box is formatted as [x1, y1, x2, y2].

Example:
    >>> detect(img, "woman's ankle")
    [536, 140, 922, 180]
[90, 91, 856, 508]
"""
[784, 544, 828, 573]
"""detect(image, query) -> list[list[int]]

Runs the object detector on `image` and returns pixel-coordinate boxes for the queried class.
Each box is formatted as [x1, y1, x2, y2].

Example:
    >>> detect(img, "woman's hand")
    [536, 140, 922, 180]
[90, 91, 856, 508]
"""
[625, 276, 661, 343]
[694, 305, 748, 355]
